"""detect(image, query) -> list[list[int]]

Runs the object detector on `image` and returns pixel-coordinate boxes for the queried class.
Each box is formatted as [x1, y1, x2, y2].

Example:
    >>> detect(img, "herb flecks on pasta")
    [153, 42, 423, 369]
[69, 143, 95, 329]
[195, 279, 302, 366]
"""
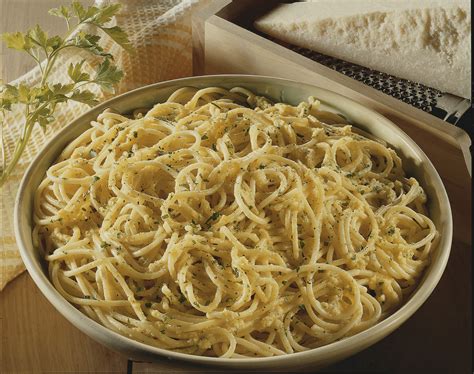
[33, 87, 438, 358]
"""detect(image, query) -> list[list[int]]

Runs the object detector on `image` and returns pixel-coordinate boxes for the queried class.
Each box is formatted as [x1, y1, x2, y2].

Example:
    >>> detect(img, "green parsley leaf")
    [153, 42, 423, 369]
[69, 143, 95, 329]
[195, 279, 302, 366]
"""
[205, 211, 221, 225]
[48, 5, 71, 21]
[91, 3, 122, 24]
[100, 26, 133, 52]
[93, 58, 123, 93]
[71, 1, 88, 21]
[232, 267, 240, 278]
[72, 32, 111, 58]
[35, 106, 55, 127]
[17, 84, 31, 104]
[27, 25, 48, 49]
[1, 32, 32, 51]
[0, 84, 20, 109]
[51, 83, 75, 96]
[46, 35, 63, 52]
[68, 60, 90, 83]
[69, 89, 99, 106]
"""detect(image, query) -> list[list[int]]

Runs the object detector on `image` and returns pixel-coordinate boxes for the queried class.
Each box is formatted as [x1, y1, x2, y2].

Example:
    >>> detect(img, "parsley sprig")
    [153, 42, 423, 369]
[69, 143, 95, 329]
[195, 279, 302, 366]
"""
[0, 2, 132, 186]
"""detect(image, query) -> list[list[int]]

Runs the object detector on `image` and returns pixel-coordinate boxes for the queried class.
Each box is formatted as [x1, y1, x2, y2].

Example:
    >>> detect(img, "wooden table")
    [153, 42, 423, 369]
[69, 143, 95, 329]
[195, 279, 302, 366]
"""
[1, 1, 472, 373]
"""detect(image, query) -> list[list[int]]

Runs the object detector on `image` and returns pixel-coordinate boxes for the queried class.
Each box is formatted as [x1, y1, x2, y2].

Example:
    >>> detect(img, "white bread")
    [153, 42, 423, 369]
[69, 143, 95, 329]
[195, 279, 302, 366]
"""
[255, 1, 471, 98]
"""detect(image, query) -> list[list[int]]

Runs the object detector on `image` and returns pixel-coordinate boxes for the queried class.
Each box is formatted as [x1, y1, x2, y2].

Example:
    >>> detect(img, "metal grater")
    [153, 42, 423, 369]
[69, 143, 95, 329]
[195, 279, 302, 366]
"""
[284, 43, 473, 132]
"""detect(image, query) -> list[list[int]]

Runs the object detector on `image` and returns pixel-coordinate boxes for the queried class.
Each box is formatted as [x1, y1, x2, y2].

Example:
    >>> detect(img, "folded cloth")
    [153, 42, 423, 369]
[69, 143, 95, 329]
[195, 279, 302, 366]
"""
[0, 0, 208, 290]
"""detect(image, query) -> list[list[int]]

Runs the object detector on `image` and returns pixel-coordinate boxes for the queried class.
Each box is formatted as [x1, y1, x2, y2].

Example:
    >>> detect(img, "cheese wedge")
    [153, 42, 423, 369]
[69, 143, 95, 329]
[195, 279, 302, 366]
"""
[255, 1, 471, 98]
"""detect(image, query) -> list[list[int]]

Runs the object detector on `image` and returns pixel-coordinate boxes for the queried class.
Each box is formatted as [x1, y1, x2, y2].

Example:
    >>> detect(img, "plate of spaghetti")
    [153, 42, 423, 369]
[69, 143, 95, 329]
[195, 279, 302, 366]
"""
[15, 75, 452, 369]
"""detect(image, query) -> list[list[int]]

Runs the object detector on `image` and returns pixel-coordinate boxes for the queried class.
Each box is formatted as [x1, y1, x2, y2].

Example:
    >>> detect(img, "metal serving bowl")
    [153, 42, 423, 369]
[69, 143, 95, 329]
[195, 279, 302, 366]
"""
[14, 75, 452, 370]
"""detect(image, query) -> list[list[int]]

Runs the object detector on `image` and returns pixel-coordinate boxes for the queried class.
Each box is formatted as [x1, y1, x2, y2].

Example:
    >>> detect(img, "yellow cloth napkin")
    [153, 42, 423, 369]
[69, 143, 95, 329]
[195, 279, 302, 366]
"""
[0, 0, 208, 290]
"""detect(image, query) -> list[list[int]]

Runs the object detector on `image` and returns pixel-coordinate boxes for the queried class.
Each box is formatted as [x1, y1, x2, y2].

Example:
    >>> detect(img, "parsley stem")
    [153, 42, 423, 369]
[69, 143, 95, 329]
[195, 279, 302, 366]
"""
[1, 99, 54, 185]
[0, 118, 34, 185]
[40, 23, 80, 86]
[26, 49, 44, 76]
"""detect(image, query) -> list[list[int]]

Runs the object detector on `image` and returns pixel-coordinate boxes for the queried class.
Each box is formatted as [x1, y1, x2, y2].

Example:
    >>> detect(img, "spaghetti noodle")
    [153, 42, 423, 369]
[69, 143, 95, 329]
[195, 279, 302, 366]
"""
[33, 87, 438, 357]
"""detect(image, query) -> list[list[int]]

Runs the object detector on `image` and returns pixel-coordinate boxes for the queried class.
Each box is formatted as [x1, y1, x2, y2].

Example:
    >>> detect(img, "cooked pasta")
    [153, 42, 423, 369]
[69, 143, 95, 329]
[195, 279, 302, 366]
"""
[33, 86, 438, 357]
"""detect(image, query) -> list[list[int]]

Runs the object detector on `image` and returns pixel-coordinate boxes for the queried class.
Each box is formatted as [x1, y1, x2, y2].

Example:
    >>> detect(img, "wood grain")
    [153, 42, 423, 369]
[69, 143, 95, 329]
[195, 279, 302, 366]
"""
[191, 0, 231, 77]
[0, 272, 128, 373]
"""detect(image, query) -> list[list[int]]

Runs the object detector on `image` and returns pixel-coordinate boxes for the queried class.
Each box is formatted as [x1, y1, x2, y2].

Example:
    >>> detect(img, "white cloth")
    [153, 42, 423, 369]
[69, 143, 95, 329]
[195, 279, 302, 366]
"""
[0, 0, 208, 290]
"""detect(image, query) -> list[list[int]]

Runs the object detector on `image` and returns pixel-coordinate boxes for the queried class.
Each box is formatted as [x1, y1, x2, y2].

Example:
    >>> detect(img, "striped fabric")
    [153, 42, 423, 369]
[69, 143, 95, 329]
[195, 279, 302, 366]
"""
[0, 0, 208, 290]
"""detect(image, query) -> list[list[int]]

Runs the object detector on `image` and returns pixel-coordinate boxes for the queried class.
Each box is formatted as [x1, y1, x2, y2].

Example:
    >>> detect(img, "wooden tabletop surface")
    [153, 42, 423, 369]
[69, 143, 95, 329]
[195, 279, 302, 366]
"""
[1, 1, 472, 373]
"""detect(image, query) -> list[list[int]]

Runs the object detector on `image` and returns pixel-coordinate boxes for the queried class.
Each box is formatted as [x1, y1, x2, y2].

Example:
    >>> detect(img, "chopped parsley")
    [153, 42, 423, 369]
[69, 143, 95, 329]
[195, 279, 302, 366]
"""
[232, 267, 240, 278]
[205, 211, 221, 225]
[210, 102, 223, 110]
